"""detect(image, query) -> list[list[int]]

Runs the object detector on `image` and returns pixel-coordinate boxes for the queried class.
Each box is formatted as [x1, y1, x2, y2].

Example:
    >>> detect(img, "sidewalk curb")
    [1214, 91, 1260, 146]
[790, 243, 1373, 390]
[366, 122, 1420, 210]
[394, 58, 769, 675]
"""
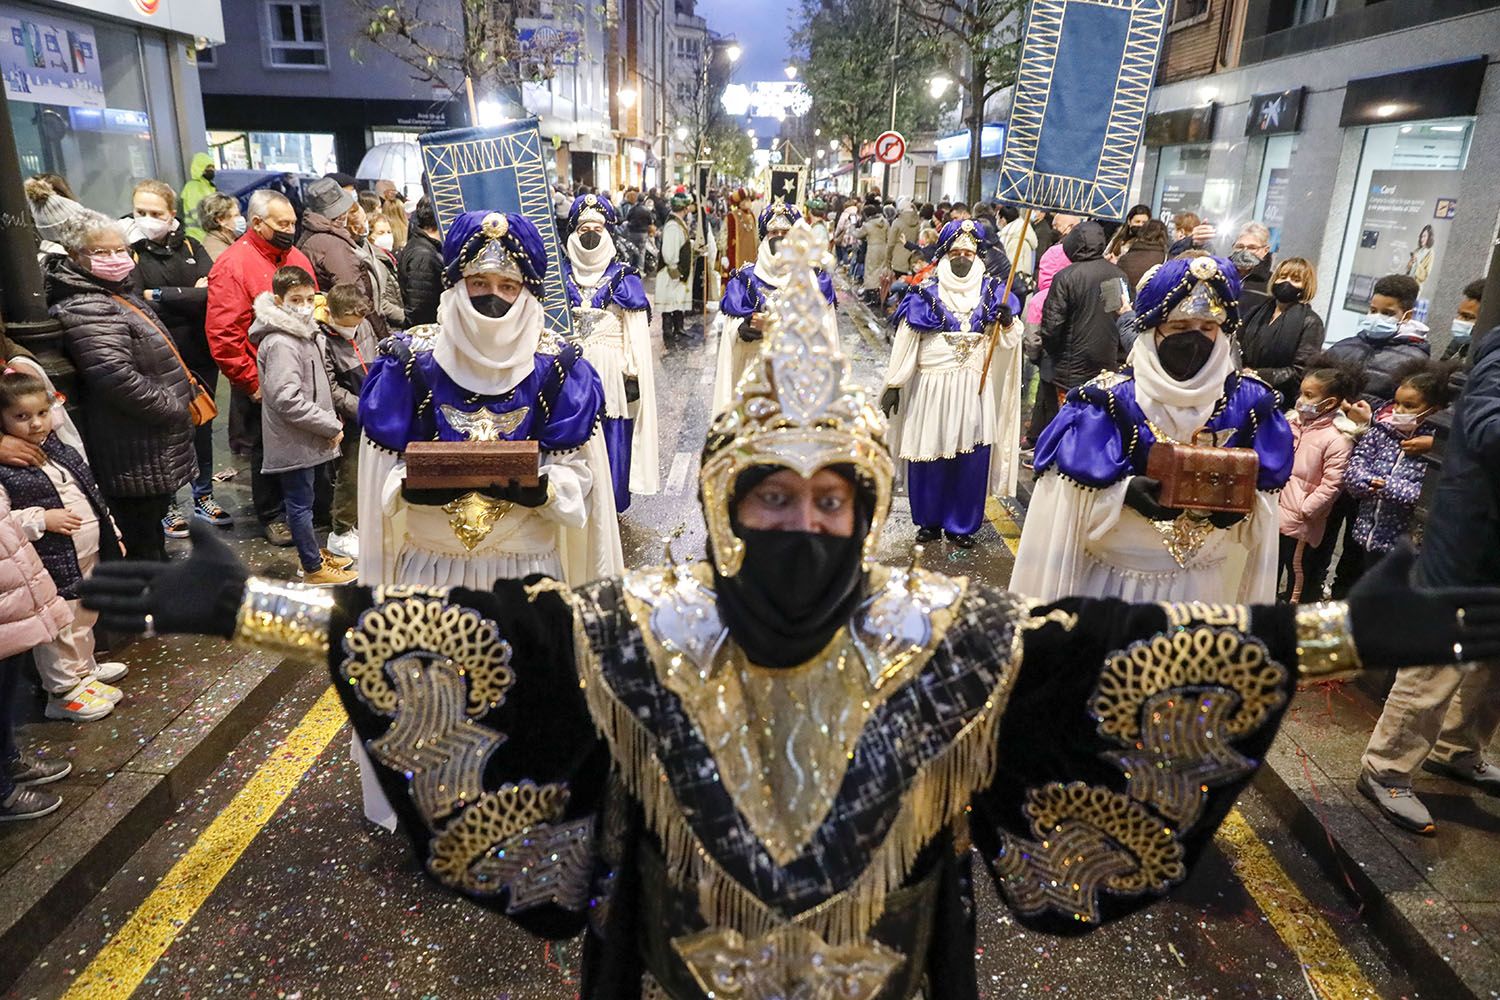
[1254, 737, 1500, 999]
[0, 649, 309, 993]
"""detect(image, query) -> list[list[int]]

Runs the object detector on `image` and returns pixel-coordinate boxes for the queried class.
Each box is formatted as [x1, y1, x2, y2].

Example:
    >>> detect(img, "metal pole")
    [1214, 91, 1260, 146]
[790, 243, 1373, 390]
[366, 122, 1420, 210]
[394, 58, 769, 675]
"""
[883, 1, 902, 197]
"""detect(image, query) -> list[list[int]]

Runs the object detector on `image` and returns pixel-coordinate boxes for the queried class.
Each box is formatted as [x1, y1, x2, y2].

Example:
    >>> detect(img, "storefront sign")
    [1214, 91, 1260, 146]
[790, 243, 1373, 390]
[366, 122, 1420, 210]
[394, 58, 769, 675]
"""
[0, 7, 104, 110]
[1341, 57, 1487, 127]
[1246, 88, 1305, 136]
[1341, 169, 1460, 314]
[1157, 171, 1205, 218]
[1144, 104, 1216, 147]
[934, 124, 1006, 163]
[48, 0, 224, 44]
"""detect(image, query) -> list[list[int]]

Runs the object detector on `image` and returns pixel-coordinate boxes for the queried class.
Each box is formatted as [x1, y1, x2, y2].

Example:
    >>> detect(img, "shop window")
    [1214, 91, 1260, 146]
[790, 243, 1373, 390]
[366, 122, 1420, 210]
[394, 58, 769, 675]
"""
[265, 1, 327, 68]
[1171, 0, 1211, 25]
[197, 45, 217, 68]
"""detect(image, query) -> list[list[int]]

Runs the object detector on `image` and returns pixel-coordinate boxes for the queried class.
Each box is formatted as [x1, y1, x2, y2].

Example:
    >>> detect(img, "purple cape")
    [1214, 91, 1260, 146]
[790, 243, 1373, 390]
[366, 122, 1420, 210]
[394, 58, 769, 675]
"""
[359, 334, 603, 454]
[560, 259, 651, 318]
[1033, 369, 1293, 491]
[892, 277, 1018, 332]
[720, 264, 838, 319]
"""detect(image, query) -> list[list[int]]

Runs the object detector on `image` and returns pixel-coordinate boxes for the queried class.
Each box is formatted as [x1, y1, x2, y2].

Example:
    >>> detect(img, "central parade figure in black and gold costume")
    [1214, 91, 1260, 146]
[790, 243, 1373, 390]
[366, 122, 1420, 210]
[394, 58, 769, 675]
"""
[84, 226, 1500, 1000]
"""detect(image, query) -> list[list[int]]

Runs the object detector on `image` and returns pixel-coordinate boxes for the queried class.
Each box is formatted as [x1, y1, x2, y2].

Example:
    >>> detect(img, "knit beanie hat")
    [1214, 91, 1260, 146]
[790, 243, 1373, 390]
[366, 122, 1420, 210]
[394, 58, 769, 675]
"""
[25, 178, 85, 241]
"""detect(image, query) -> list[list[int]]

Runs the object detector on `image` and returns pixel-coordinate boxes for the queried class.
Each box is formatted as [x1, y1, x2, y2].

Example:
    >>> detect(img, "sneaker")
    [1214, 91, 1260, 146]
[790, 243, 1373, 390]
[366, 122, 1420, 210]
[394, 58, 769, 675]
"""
[320, 547, 355, 571]
[44, 683, 114, 722]
[161, 507, 189, 539]
[90, 661, 128, 684]
[1357, 771, 1435, 834]
[0, 786, 62, 822]
[298, 558, 359, 586]
[1421, 757, 1500, 795]
[326, 529, 360, 561]
[193, 494, 233, 527]
[264, 520, 294, 547]
[7, 755, 72, 786]
[82, 679, 123, 704]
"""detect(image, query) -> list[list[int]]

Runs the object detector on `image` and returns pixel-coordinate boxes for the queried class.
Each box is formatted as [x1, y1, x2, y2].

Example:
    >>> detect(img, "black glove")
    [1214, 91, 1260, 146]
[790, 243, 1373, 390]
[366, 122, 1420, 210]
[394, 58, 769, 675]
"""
[1122, 476, 1185, 522]
[739, 316, 764, 342]
[1347, 542, 1500, 668]
[997, 304, 1015, 328]
[1207, 510, 1247, 529]
[624, 375, 641, 403]
[404, 473, 550, 509]
[80, 521, 249, 638]
[880, 387, 900, 417]
[493, 474, 551, 508]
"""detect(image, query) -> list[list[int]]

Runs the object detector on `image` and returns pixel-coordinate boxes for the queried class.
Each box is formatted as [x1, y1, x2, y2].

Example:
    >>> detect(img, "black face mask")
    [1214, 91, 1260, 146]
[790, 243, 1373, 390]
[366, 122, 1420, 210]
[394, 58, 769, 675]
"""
[1272, 280, 1301, 304]
[767, 236, 783, 254]
[716, 525, 868, 669]
[265, 228, 296, 251]
[202, 166, 215, 183]
[1155, 331, 1217, 381]
[948, 256, 974, 278]
[579, 230, 602, 250]
[470, 294, 512, 319]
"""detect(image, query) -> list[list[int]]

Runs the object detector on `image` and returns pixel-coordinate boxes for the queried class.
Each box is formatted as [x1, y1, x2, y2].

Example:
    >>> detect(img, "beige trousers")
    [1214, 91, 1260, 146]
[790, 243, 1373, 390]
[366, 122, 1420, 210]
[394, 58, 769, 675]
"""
[1361, 661, 1500, 785]
[32, 520, 100, 695]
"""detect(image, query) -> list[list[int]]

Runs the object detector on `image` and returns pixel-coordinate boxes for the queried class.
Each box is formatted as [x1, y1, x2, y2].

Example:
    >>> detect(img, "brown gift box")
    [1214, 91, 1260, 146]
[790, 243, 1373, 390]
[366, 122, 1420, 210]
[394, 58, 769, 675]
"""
[1145, 432, 1260, 514]
[403, 440, 541, 490]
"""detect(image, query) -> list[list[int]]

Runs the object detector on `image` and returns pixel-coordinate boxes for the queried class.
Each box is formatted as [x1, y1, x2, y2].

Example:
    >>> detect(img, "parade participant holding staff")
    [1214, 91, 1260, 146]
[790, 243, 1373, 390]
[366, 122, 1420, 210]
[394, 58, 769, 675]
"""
[882, 218, 1024, 547]
[84, 224, 1500, 1000]
[560, 192, 659, 511]
[712, 201, 838, 413]
[1012, 255, 1293, 603]
[656, 192, 702, 348]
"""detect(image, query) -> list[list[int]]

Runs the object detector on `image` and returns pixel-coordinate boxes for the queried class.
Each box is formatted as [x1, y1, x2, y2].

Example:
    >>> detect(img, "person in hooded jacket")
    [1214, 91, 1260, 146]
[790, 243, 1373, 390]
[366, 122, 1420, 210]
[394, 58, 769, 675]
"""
[46, 210, 196, 562]
[126, 180, 233, 537]
[298, 178, 388, 342]
[180, 153, 217, 243]
[398, 202, 445, 328]
[1037, 222, 1129, 430]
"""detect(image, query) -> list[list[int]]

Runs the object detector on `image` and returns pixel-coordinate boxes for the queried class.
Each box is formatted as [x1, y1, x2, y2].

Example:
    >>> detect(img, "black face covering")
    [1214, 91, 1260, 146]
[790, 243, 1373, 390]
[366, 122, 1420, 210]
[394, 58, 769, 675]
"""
[202, 166, 215, 182]
[1155, 331, 1217, 381]
[1272, 280, 1301, 304]
[716, 527, 868, 669]
[470, 294, 513, 318]
[266, 228, 296, 251]
[948, 256, 974, 278]
[579, 230, 602, 250]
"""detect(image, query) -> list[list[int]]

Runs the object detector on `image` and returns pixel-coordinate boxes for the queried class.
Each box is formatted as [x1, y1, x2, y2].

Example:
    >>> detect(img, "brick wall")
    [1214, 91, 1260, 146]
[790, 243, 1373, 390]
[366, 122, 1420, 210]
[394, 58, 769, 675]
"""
[1159, 0, 1240, 84]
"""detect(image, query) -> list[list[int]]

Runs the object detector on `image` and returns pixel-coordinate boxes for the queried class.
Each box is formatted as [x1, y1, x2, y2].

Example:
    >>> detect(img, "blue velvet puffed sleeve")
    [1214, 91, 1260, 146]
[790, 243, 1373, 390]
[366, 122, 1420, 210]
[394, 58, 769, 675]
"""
[892, 283, 944, 331]
[607, 270, 650, 314]
[720, 267, 758, 318]
[1223, 378, 1294, 491]
[1033, 389, 1133, 488]
[358, 344, 416, 453]
[538, 345, 604, 453]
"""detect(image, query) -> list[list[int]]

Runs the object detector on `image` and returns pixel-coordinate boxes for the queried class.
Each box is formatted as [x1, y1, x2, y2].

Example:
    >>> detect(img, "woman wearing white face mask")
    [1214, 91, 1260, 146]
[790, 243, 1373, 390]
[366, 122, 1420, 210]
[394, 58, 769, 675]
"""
[126, 180, 233, 538]
[353, 202, 406, 332]
[197, 193, 245, 261]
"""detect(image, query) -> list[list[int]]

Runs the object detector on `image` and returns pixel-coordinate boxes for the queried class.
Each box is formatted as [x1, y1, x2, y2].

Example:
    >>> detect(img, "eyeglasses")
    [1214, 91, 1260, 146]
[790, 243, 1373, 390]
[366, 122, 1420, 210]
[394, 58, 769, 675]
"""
[1233, 242, 1267, 253]
[83, 248, 131, 259]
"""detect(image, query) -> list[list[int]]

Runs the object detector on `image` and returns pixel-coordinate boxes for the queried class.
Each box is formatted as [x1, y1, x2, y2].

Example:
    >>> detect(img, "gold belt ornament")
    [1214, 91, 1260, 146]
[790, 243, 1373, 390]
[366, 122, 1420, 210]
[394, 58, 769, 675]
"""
[442, 491, 514, 550]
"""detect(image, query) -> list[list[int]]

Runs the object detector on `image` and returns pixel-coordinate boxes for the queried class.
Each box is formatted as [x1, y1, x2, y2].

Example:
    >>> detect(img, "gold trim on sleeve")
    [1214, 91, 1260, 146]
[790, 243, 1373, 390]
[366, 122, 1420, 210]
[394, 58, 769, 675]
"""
[1296, 601, 1363, 681]
[233, 576, 336, 661]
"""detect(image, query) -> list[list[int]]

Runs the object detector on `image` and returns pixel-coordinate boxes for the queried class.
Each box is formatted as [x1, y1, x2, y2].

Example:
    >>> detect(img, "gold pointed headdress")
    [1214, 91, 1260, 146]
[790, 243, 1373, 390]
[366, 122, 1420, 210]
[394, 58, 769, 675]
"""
[700, 221, 894, 577]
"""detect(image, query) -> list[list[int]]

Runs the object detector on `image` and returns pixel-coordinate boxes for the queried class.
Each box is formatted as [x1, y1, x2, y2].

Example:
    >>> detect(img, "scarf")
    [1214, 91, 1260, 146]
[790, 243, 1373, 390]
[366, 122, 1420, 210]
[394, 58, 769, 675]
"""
[432, 283, 543, 396]
[566, 230, 616, 290]
[753, 235, 790, 288]
[935, 255, 984, 320]
[1127, 330, 1235, 442]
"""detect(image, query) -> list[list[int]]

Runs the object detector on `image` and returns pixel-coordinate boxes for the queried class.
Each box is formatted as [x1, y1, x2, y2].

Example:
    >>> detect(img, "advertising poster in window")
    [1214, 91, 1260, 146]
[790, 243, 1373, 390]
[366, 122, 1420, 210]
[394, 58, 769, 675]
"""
[1157, 172, 1205, 220]
[0, 6, 104, 110]
[1261, 167, 1289, 249]
[1342, 169, 1460, 318]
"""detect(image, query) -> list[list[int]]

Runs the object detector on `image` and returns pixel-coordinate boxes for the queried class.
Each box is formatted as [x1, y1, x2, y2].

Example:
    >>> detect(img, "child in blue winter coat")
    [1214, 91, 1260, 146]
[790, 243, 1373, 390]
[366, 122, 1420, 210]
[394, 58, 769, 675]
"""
[1341, 359, 1460, 580]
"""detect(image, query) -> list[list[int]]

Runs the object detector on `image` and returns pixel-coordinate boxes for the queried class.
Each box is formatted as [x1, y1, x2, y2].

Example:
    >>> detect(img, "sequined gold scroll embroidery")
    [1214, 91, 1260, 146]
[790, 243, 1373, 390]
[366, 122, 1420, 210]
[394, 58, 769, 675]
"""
[233, 577, 336, 660]
[1150, 511, 1217, 567]
[1295, 601, 1362, 681]
[1160, 601, 1248, 632]
[426, 781, 570, 891]
[672, 926, 903, 1000]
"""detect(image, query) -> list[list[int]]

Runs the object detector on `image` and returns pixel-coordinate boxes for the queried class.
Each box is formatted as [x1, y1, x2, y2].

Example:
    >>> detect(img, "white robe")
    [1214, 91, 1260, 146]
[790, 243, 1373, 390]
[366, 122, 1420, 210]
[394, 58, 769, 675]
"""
[654, 213, 716, 313]
[884, 260, 1024, 498]
[712, 241, 840, 415]
[1009, 333, 1279, 605]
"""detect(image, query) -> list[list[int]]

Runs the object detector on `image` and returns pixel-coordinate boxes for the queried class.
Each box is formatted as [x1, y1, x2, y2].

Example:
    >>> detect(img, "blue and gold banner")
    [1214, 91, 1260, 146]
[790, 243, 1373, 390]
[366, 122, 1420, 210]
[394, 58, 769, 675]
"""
[997, 0, 1168, 221]
[419, 119, 573, 339]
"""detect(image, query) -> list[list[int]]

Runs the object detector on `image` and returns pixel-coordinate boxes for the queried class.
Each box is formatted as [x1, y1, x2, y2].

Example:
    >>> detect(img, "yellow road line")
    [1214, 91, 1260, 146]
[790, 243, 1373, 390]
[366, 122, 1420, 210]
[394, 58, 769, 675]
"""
[985, 496, 1022, 555]
[62, 686, 347, 999]
[1216, 809, 1379, 1000]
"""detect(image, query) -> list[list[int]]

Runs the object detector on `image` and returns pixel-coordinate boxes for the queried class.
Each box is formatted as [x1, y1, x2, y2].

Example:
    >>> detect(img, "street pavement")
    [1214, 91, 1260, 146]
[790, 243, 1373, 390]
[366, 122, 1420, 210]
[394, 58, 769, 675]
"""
[0, 292, 1453, 999]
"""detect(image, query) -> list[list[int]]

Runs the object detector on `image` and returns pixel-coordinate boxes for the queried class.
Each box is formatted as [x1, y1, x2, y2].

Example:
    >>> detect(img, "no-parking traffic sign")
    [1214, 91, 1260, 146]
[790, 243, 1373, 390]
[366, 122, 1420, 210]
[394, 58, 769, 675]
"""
[874, 130, 905, 164]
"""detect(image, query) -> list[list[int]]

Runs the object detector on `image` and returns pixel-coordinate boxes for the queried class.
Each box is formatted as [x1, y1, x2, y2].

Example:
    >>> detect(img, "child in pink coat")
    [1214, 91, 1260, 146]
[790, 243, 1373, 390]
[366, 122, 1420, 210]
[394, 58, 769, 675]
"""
[1278, 356, 1363, 601]
[0, 485, 74, 821]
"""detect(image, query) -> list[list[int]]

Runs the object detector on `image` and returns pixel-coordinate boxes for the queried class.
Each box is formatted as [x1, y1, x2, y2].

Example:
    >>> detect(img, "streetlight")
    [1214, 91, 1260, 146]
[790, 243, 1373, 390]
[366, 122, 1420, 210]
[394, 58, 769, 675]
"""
[724, 42, 742, 63]
[813, 127, 821, 137]
[747, 128, 756, 139]
[675, 125, 688, 142]
[618, 87, 637, 109]
[785, 65, 798, 80]
[928, 75, 952, 99]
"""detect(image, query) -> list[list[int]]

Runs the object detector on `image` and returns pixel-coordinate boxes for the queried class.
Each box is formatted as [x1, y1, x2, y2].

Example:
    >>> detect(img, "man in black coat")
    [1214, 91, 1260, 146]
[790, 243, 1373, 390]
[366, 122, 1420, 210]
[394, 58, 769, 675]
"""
[1036, 222, 1127, 435]
[398, 203, 444, 328]
[1359, 325, 1500, 834]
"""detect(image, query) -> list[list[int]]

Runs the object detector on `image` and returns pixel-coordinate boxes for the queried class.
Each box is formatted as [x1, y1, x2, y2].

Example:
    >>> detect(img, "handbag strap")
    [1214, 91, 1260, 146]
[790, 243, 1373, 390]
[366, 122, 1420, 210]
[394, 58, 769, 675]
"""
[111, 294, 203, 390]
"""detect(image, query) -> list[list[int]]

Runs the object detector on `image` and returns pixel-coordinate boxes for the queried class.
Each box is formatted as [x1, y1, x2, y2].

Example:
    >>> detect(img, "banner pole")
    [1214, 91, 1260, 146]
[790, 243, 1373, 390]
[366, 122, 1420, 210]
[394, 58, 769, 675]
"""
[978, 207, 1032, 393]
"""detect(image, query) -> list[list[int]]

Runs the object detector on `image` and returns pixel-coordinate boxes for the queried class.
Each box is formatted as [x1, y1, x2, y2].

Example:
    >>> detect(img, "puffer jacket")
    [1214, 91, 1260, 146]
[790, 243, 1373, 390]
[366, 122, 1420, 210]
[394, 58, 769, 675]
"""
[46, 256, 197, 497]
[1324, 321, 1431, 405]
[1040, 222, 1129, 390]
[0, 490, 71, 659]
[398, 228, 444, 328]
[1023, 240, 1069, 326]
[1278, 409, 1353, 545]
[299, 211, 387, 341]
[1344, 406, 1439, 554]
[130, 224, 213, 376]
[251, 293, 343, 475]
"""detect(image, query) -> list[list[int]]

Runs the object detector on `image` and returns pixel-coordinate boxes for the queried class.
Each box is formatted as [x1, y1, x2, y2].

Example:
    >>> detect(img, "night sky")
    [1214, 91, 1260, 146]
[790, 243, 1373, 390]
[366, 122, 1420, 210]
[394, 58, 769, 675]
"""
[695, 0, 799, 138]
